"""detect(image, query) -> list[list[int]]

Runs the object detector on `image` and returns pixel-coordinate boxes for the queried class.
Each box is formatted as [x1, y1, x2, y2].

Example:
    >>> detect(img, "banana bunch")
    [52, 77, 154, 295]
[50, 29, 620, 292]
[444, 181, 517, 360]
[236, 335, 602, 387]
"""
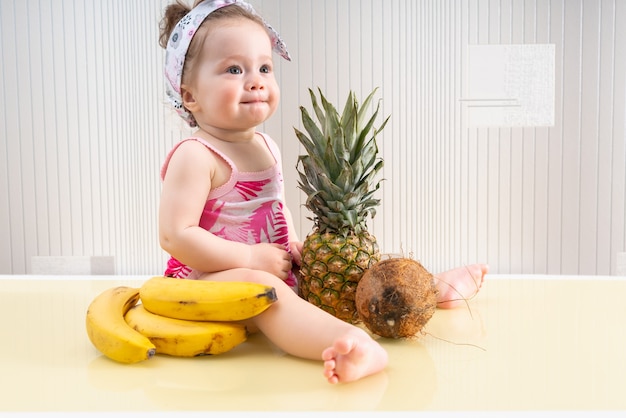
[85, 277, 278, 364]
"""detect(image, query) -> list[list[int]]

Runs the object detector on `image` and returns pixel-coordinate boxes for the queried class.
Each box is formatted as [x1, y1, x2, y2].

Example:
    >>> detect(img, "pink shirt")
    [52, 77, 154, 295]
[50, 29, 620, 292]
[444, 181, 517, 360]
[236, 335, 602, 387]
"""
[160, 133, 297, 288]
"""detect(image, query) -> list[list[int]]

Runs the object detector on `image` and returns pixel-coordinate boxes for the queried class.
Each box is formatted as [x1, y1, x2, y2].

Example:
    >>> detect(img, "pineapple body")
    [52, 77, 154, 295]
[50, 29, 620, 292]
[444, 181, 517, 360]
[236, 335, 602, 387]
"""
[299, 229, 381, 323]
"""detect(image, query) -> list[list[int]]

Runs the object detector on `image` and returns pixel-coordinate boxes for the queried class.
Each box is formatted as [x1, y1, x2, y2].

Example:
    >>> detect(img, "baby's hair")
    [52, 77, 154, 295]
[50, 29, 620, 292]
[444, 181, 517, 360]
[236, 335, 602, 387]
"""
[158, 0, 192, 50]
[159, 1, 266, 86]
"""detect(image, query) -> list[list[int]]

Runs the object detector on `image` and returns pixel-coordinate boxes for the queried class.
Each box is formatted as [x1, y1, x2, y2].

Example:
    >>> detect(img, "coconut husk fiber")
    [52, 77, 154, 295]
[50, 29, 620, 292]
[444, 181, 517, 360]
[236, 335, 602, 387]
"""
[355, 257, 438, 338]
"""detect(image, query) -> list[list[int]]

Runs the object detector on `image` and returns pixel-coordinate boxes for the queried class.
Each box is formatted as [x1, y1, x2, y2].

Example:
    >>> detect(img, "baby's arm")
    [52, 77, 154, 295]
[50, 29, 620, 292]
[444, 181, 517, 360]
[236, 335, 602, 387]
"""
[282, 189, 303, 266]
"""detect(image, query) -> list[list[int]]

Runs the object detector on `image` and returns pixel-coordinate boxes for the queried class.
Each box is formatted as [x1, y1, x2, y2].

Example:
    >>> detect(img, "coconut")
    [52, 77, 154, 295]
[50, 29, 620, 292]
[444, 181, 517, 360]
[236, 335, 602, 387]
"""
[355, 257, 439, 338]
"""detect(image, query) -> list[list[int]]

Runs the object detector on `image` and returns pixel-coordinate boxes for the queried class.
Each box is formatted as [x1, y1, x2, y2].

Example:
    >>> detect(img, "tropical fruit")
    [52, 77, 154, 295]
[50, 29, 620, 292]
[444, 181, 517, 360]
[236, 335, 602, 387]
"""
[294, 87, 389, 323]
[85, 278, 278, 363]
[355, 257, 438, 338]
[139, 276, 277, 321]
[85, 286, 156, 364]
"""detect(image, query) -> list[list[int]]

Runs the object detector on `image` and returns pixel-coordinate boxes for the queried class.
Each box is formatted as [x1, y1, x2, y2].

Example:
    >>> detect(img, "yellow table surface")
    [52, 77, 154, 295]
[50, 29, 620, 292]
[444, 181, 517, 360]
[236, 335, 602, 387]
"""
[1, 275, 625, 414]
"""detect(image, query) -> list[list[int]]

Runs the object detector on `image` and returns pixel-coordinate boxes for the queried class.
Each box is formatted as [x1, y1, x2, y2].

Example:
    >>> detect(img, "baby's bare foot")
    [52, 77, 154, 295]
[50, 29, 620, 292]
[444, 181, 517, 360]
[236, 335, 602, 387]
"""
[321, 330, 388, 384]
[434, 264, 488, 309]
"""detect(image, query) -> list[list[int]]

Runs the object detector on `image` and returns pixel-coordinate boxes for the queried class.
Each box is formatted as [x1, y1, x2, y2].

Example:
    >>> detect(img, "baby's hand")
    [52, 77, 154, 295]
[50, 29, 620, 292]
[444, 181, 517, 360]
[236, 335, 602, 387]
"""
[248, 243, 293, 280]
[289, 241, 303, 267]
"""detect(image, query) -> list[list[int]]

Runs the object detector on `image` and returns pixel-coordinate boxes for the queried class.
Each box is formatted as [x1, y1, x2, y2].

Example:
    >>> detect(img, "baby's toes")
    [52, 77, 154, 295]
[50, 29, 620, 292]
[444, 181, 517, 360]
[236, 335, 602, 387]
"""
[322, 347, 336, 361]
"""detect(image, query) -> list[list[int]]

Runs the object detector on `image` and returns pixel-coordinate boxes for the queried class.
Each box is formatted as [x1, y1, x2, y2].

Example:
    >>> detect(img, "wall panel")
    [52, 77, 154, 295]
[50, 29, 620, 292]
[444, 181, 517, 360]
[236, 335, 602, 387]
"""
[1, 0, 624, 276]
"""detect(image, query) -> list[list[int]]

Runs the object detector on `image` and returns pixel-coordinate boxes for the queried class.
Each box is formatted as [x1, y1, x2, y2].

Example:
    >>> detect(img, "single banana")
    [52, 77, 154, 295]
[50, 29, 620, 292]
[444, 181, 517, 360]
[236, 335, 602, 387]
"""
[139, 276, 278, 321]
[85, 286, 156, 364]
[125, 304, 248, 357]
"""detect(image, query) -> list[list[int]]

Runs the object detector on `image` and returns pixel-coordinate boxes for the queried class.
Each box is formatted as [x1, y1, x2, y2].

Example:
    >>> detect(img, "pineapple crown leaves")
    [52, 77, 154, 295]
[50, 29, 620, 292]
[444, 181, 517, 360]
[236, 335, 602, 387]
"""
[294, 87, 389, 235]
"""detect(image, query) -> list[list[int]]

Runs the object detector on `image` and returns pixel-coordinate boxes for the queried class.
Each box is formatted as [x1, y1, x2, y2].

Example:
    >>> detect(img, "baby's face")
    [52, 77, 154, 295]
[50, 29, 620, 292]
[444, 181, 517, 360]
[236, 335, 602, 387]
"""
[186, 16, 280, 131]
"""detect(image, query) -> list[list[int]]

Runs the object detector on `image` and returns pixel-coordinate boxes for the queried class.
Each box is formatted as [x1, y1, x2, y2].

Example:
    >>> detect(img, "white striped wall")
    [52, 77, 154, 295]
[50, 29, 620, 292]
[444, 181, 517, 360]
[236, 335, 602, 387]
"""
[1, 0, 624, 276]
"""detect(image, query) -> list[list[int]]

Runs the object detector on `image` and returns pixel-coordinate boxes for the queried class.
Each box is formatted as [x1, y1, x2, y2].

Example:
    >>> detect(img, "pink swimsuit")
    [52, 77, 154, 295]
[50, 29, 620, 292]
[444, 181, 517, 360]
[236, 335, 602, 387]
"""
[161, 133, 297, 288]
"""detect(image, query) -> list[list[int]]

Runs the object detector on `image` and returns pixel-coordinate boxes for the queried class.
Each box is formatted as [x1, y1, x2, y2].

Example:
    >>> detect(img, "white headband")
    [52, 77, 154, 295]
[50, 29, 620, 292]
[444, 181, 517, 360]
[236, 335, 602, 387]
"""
[164, 0, 291, 127]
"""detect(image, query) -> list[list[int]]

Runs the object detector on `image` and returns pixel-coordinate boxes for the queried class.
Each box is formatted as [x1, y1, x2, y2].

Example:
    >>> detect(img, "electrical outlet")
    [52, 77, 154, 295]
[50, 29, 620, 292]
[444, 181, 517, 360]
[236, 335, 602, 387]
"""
[617, 252, 626, 276]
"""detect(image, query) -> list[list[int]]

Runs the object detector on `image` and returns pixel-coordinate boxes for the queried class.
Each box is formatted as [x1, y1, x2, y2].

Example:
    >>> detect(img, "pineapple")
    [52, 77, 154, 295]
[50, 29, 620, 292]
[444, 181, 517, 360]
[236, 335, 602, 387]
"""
[294, 87, 389, 323]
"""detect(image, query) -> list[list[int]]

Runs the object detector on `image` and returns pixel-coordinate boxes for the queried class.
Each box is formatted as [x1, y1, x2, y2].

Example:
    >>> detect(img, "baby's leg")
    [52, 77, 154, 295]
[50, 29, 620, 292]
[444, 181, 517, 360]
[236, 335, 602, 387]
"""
[434, 264, 489, 309]
[199, 268, 388, 384]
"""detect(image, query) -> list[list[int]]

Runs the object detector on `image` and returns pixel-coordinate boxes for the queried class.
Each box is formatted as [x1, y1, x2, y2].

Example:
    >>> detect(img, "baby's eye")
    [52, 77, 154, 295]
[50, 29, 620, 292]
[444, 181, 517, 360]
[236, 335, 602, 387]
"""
[260, 65, 271, 74]
[227, 66, 242, 75]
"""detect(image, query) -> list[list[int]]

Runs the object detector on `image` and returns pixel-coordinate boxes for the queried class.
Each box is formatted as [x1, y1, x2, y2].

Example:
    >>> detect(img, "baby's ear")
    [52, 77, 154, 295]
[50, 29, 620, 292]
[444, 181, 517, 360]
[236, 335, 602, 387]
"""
[181, 86, 199, 112]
